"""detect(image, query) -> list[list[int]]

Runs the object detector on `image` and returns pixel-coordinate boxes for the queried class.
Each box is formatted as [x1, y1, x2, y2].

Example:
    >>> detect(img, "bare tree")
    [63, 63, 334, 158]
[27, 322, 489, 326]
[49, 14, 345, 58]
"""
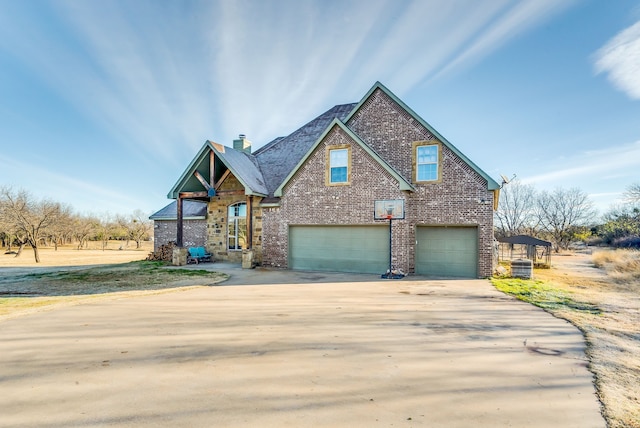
[0, 187, 64, 262]
[536, 187, 597, 251]
[46, 204, 73, 250]
[124, 210, 152, 249]
[495, 180, 538, 237]
[623, 182, 640, 204]
[73, 216, 98, 250]
[95, 215, 115, 251]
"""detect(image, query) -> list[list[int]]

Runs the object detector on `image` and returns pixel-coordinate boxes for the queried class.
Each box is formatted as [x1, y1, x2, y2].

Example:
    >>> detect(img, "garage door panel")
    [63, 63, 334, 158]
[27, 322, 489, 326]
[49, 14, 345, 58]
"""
[289, 226, 388, 274]
[416, 227, 477, 278]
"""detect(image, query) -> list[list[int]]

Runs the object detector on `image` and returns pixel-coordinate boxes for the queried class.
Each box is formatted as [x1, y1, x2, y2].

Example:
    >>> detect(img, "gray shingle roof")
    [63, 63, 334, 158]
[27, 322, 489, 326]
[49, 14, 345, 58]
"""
[254, 103, 357, 196]
[213, 144, 268, 196]
[149, 200, 207, 220]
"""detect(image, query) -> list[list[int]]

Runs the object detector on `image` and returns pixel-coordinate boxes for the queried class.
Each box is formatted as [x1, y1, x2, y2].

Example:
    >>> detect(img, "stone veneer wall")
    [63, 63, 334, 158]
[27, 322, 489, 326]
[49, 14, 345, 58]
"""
[153, 219, 206, 252]
[262, 88, 495, 277]
[206, 174, 264, 264]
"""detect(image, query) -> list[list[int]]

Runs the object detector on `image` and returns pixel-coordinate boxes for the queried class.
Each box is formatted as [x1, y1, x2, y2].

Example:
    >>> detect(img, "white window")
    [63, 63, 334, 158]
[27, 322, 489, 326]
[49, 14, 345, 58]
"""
[228, 202, 247, 250]
[416, 145, 438, 181]
[329, 148, 348, 183]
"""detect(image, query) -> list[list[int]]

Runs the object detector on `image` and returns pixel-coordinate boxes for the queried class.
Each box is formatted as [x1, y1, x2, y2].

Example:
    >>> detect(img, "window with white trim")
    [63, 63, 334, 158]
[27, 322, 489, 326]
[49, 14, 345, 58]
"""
[329, 148, 349, 184]
[416, 145, 439, 181]
[227, 202, 247, 250]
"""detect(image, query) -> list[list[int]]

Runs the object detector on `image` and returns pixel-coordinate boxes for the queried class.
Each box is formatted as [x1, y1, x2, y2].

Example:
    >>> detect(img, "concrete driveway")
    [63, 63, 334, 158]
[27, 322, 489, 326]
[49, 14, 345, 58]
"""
[0, 265, 604, 427]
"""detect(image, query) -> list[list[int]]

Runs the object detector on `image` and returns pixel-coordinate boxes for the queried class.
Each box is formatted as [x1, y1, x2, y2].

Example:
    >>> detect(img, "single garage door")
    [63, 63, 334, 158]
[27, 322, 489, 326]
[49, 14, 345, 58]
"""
[416, 226, 478, 278]
[289, 225, 388, 274]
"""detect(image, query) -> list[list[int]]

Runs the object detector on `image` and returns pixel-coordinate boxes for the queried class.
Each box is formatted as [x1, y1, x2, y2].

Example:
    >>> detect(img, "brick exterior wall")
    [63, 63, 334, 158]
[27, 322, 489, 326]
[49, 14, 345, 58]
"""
[262, 88, 495, 277]
[153, 219, 206, 252]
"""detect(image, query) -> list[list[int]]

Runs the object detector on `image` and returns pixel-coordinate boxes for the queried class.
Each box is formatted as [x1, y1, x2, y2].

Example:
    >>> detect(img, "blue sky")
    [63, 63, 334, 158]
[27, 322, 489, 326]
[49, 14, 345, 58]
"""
[1, 0, 639, 218]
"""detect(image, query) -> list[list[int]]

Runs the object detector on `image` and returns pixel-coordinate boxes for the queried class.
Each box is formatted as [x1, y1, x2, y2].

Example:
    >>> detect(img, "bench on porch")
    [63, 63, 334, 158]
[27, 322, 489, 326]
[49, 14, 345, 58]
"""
[187, 246, 212, 264]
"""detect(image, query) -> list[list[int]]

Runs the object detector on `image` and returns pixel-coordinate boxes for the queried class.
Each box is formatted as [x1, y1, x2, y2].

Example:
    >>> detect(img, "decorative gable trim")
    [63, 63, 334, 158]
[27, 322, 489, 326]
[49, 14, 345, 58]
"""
[274, 119, 415, 197]
[345, 82, 501, 191]
[167, 141, 268, 199]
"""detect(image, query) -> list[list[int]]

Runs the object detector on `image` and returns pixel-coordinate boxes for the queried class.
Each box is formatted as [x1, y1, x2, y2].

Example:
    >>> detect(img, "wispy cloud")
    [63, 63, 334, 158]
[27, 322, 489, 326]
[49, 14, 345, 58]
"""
[196, 0, 578, 146]
[430, 0, 576, 82]
[593, 19, 640, 100]
[0, 154, 145, 215]
[0, 0, 579, 165]
[521, 140, 640, 185]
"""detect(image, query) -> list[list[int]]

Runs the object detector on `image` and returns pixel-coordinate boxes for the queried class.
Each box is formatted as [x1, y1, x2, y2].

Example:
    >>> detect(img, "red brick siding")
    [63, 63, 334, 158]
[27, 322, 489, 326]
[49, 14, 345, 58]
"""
[263, 88, 495, 277]
[153, 219, 206, 252]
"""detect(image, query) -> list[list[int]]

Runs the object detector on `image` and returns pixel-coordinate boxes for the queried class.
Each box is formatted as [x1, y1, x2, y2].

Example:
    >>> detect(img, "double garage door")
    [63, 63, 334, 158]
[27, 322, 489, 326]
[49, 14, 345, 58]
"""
[289, 225, 388, 274]
[289, 225, 478, 278]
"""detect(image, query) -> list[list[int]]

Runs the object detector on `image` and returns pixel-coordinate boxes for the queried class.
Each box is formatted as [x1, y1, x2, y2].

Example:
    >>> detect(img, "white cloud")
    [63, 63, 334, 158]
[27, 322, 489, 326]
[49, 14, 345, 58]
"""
[0, 154, 145, 215]
[0, 0, 580, 164]
[594, 19, 640, 100]
[521, 140, 640, 185]
[431, 0, 576, 81]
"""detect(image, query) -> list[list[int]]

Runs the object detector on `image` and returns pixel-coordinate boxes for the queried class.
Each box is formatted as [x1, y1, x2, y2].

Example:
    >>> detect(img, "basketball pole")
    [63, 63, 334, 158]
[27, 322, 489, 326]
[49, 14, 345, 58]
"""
[387, 215, 392, 277]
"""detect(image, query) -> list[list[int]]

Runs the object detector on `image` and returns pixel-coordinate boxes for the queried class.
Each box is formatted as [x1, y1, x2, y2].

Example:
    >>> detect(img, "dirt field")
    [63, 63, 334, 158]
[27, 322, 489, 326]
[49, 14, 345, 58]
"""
[537, 251, 640, 428]
[0, 242, 230, 320]
[0, 241, 152, 268]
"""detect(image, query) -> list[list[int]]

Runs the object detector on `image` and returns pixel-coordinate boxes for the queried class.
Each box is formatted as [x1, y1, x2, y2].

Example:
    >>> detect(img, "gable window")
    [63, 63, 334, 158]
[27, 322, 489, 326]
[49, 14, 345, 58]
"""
[416, 144, 439, 182]
[327, 146, 351, 185]
[228, 202, 247, 250]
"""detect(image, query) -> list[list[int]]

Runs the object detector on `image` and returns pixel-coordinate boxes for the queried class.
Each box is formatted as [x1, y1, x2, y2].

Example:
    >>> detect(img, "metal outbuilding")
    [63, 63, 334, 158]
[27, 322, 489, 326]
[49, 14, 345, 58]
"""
[497, 235, 552, 266]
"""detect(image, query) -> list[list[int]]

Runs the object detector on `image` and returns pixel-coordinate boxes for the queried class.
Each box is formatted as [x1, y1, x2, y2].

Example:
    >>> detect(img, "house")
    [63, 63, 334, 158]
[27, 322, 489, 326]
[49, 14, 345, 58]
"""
[161, 82, 500, 277]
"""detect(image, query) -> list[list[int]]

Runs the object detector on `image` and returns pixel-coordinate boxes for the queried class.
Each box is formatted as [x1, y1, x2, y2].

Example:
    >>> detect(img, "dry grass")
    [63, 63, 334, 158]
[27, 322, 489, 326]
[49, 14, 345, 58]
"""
[0, 243, 228, 320]
[593, 249, 640, 284]
[498, 251, 640, 428]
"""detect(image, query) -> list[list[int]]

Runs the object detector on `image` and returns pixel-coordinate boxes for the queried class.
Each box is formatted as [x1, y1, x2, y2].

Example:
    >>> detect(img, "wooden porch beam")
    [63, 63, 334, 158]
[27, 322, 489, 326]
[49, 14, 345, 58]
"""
[176, 196, 183, 247]
[246, 195, 253, 250]
[179, 191, 208, 198]
[209, 151, 215, 188]
[194, 171, 212, 191]
[214, 169, 231, 190]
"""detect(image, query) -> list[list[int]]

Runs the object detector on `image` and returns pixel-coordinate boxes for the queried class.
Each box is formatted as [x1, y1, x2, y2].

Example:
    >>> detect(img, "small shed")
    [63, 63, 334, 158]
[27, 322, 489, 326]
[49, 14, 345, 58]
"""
[497, 235, 552, 266]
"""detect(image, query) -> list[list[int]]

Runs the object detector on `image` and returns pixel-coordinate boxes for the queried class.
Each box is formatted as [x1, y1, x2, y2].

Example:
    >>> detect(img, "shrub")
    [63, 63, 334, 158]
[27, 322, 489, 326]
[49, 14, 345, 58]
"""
[612, 235, 640, 248]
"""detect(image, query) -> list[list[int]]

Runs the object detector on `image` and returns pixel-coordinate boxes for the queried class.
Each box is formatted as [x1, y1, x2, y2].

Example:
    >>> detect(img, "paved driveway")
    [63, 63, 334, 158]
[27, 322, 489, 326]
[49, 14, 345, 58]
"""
[0, 266, 604, 427]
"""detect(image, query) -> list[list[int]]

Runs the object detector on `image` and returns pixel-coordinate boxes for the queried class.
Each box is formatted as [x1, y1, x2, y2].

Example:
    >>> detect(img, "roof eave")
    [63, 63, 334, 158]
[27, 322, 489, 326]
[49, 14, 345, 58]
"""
[167, 141, 212, 199]
[274, 119, 415, 197]
[346, 82, 501, 191]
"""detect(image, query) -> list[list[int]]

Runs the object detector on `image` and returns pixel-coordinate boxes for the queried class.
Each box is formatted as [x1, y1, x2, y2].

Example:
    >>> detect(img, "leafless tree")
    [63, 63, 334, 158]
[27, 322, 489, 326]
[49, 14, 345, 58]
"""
[126, 210, 151, 249]
[495, 179, 538, 237]
[46, 204, 73, 250]
[536, 187, 597, 251]
[0, 187, 64, 262]
[95, 215, 115, 251]
[73, 216, 98, 250]
[623, 182, 640, 204]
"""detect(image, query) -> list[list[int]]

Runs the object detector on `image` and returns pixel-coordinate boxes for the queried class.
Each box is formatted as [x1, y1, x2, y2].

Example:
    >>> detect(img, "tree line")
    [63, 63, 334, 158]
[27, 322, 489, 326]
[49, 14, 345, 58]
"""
[0, 186, 152, 262]
[495, 181, 640, 251]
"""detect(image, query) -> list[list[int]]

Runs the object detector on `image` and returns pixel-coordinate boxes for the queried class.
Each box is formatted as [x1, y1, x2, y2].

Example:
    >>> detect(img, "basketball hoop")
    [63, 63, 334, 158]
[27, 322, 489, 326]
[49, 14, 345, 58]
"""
[374, 199, 406, 280]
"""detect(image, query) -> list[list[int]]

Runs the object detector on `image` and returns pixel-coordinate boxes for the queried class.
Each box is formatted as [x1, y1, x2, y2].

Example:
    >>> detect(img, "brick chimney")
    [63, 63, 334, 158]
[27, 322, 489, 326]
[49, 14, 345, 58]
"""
[233, 134, 251, 154]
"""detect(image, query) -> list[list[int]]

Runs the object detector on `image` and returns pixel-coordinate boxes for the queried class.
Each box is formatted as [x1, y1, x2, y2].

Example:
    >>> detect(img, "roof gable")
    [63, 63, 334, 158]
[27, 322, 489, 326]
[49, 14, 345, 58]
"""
[346, 82, 500, 190]
[254, 103, 357, 196]
[274, 119, 415, 197]
[168, 141, 268, 199]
